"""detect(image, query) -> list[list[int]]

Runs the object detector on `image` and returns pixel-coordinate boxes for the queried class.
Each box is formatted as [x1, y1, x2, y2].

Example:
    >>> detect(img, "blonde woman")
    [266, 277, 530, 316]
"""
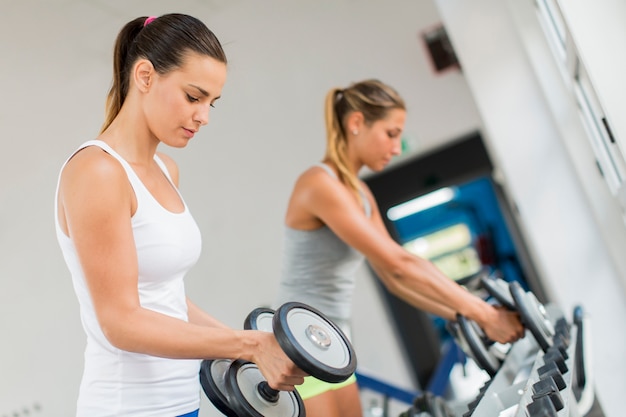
[275, 79, 524, 417]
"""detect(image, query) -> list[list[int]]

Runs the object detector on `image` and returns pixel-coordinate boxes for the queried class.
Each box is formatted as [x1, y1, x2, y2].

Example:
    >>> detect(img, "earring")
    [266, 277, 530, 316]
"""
[352, 129, 359, 135]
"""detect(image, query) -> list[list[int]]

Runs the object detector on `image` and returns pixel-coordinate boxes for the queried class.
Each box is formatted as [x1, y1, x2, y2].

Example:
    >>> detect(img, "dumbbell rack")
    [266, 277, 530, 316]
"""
[462, 305, 582, 417]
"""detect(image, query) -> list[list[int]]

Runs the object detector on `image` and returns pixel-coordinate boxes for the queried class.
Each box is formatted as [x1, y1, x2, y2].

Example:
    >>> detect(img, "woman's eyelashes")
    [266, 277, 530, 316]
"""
[187, 93, 217, 108]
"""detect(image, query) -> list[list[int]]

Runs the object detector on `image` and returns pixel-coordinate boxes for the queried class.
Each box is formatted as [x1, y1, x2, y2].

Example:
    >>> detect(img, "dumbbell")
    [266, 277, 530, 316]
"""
[444, 273, 525, 377]
[446, 313, 509, 377]
[200, 302, 357, 416]
[481, 275, 556, 352]
[449, 274, 559, 378]
[479, 272, 517, 311]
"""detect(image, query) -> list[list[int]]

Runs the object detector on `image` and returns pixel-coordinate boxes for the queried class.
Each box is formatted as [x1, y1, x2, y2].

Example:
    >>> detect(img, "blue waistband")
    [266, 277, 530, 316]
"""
[177, 410, 199, 417]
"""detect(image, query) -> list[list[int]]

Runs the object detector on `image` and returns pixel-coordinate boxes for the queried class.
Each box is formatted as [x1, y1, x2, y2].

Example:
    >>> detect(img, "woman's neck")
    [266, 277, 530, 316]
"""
[99, 104, 159, 166]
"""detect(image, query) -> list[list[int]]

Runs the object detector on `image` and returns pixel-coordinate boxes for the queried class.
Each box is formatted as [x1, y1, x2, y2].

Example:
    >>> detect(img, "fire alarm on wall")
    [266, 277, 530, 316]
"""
[421, 24, 460, 73]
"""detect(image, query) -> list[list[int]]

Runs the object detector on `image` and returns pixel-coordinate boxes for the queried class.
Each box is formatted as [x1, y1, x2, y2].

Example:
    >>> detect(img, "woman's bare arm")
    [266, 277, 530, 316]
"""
[59, 148, 306, 389]
[289, 168, 523, 343]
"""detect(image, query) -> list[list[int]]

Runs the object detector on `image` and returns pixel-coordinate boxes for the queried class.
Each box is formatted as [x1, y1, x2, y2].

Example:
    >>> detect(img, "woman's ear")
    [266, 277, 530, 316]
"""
[132, 59, 155, 93]
[346, 111, 365, 136]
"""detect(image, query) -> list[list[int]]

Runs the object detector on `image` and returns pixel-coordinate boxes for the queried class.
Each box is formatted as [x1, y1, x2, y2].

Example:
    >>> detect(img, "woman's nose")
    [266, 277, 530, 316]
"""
[391, 139, 402, 155]
[194, 105, 210, 126]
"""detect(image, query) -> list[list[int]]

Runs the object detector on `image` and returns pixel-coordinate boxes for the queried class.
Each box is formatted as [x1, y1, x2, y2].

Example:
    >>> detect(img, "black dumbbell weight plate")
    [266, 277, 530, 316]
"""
[480, 275, 516, 311]
[273, 302, 357, 383]
[413, 392, 446, 417]
[199, 359, 238, 417]
[509, 281, 555, 352]
[244, 307, 275, 332]
[447, 321, 472, 362]
[434, 396, 456, 417]
[457, 314, 501, 377]
[226, 360, 305, 417]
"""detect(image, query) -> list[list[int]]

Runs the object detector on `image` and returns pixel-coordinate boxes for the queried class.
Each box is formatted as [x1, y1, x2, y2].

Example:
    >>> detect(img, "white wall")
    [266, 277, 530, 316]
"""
[0, 1, 484, 416]
[435, 0, 626, 416]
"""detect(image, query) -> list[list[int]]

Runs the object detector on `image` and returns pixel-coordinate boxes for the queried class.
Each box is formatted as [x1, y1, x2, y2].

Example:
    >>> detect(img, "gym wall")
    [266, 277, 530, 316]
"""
[435, 0, 626, 415]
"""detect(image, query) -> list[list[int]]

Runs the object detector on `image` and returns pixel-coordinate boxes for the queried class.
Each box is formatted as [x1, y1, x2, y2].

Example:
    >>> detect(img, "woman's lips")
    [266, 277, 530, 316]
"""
[182, 128, 196, 138]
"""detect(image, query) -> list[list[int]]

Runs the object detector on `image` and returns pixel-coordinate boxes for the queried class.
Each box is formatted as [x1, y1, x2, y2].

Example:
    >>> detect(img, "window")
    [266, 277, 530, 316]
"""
[535, 0, 567, 59]
[534, 0, 626, 203]
[403, 223, 483, 282]
[573, 64, 626, 194]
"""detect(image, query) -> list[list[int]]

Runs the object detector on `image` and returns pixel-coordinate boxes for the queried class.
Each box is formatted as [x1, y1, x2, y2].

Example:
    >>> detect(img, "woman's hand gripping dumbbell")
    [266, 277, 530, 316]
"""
[481, 274, 556, 352]
[446, 273, 522, 376]
[448, 273, 559, 377]
[200, 302, 357, 417]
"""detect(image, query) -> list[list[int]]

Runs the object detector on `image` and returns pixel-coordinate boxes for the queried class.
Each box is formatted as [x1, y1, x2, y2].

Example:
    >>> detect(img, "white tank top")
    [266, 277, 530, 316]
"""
[55, 140, 202, 417]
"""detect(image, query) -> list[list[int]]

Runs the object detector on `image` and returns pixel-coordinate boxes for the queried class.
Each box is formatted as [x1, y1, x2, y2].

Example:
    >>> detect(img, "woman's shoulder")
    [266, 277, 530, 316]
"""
[297, 163, 337, 184]
[59, 144, 134, 215]
[61, 144, 127, 186]
[292, 164, 354, 209]
[291, 165, 334, 196]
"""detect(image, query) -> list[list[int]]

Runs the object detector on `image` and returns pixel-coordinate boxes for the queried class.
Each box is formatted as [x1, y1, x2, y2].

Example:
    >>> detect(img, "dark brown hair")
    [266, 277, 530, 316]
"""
[101, 13, 227, 132]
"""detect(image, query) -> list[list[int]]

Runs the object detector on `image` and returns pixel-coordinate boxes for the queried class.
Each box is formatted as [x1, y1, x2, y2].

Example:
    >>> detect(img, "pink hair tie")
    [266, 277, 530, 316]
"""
[144, 16, 157, 27]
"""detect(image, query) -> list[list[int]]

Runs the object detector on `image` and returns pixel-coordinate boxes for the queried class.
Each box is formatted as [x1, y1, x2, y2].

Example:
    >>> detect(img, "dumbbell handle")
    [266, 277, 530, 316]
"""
[257, 381, 280, 402]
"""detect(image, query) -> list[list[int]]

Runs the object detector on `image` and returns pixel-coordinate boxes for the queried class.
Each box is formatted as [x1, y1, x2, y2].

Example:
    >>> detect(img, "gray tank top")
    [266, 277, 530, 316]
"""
[275, 163, 371, 326]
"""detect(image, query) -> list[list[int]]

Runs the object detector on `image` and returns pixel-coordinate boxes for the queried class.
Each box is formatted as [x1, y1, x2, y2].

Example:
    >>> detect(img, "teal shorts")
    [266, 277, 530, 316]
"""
[295, 374, 358, 400]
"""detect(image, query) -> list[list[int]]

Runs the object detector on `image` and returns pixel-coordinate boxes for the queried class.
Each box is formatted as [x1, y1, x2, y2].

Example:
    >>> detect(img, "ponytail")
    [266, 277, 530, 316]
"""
[101, 17, 145, 132]
[324, 88, 362, 201]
